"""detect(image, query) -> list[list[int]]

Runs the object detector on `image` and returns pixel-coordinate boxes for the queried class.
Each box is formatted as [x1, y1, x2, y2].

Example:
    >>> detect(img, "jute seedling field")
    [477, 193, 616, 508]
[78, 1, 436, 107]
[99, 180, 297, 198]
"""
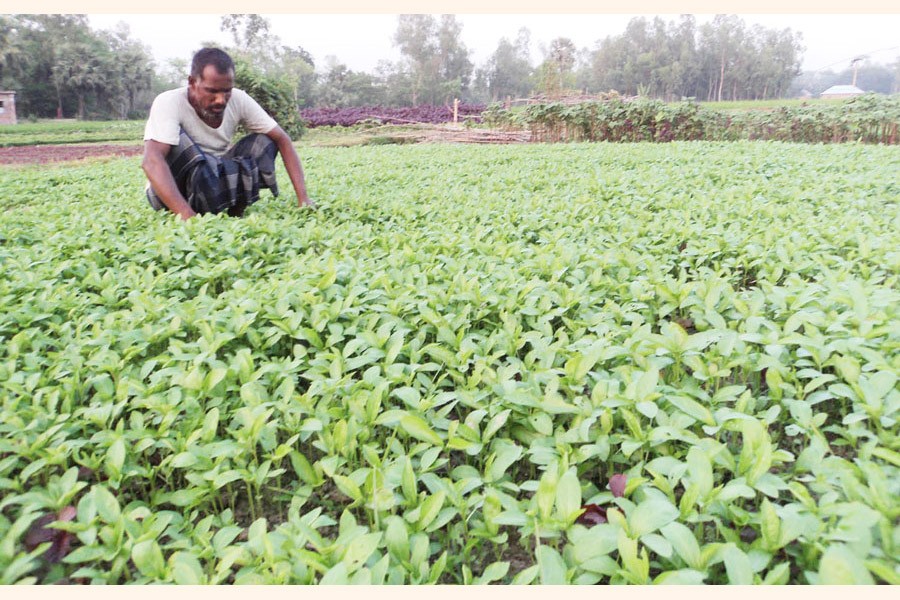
[1, 140, 897, 584]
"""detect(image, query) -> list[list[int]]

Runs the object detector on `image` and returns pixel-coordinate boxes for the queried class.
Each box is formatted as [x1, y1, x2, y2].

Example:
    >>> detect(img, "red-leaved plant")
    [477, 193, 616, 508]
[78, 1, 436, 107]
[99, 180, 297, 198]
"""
[575, 474, 627, 527]
[24, 506, 77, 563]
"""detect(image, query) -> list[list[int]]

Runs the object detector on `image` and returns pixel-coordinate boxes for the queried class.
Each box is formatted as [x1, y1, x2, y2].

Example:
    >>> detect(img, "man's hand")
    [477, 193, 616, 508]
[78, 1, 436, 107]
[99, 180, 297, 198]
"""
[142, 140, 197, 219]
[266, 126, 312, 211]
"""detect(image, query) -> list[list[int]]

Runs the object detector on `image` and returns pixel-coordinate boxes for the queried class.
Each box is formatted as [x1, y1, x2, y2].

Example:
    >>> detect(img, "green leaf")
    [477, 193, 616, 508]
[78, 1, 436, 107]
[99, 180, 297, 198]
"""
[212, 470, 242, 489]
[482, 409, 511, 442]
[343, 532, 381, 570]
[617, 529, 649, 584]
[169, 551, 204, 584]
[722, 544, 754, 584]
[93, 486, 121, 523]
[511, 564, 539, 585]
[131, 539, 165, 578]
[105, 438, 126, 477]
[685, 446, 713, 499]
[171, 452, 198, 469]
[634, 368, 659, 402]
[417, 491, 446, 531]
[165, 488, 206, 507]
[247, 518, 268, 557]
[320, 562, 349, 584]
[333, 474, 362, 503]
[667, 394, 716, 426]
[384, 516, 410, 562]
[394, 386, 422, 408]
[401, 456, 418, 502]
[289, 450, 317, 485]
[653, 569, 706, 584]
[640, 533, 672, 559]
[399, 414, 443, 446]
[819, 545, 874, 584]
[661, 522, 702, 569]
[536, 465, 558, 521]
[555, 468, 582, 522]
[476, 561, 510, 584]
[537, 545, 567, 584]
[428, 550, 449, 584]
[762, 562, 790, 585]
[629, 498, 679, 537]
[636, 401, 659, 419]
[486, 440, 523, 482]
[759, 498, 782, 552]
[570, 524, 619, 564]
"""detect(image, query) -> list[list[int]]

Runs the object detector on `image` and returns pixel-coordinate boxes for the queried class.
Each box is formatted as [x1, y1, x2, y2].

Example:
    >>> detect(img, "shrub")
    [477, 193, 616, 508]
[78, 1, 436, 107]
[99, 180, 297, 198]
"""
[233, 59, 305, 140]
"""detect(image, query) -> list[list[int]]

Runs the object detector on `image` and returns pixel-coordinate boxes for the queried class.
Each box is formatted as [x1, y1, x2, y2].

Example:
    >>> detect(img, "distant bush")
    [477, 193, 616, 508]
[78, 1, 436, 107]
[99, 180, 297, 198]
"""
[725, 94, 900, 144]
[484, 94, 900, 145]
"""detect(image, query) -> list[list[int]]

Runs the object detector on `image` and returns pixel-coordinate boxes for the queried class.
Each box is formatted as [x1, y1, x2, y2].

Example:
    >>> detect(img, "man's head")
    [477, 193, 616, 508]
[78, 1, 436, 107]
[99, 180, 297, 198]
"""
[188, 48, 235, 121]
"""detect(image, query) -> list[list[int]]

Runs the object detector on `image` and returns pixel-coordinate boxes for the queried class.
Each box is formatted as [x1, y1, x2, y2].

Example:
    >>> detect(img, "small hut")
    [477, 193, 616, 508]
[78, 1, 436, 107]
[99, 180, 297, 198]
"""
[820, 85, 865, 100]
[0, 91, 16, 125]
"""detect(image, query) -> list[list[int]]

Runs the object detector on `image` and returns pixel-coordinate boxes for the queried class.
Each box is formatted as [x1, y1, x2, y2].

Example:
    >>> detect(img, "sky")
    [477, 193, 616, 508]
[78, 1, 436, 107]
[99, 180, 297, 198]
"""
[84, 13, 900, 76]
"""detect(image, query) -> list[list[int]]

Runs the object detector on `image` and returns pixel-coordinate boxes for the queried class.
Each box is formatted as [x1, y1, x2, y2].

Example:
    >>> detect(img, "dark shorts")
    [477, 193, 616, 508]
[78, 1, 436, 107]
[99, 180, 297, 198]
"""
[147, 130, 279, 215]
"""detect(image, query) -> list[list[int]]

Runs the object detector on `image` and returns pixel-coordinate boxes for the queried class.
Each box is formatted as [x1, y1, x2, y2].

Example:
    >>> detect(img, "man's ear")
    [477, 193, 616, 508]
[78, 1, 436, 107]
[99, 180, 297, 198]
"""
[187, 75, 196, 87]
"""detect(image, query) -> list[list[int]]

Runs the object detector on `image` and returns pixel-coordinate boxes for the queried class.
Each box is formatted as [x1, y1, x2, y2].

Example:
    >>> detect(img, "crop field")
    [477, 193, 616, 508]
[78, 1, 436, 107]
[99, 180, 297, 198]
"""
[0, 141, 898, 584]
[0, 120, 145, 148]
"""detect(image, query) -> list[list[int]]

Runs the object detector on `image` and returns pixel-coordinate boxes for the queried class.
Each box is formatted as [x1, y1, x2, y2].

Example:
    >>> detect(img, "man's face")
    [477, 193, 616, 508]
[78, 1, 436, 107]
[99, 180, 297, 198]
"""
[188, 65, 234, 121]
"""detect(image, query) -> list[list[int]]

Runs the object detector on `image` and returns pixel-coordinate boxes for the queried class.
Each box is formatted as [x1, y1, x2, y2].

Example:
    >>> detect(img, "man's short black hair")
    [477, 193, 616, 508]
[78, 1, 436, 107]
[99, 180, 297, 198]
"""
[191, 48, 234, 79]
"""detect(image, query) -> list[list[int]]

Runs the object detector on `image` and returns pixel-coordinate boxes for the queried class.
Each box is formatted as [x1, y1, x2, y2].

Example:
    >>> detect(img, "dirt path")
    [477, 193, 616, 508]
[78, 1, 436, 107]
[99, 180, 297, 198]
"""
[0, 144, 143, 166]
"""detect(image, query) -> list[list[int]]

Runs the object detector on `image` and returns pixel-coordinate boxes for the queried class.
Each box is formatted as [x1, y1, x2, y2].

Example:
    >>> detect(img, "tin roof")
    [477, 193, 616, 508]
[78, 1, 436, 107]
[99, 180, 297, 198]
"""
[820, 85, 865, 96]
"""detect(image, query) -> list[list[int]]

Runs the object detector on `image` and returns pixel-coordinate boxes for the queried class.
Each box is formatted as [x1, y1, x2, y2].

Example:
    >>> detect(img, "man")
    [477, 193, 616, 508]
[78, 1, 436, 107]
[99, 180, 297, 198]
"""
[142, 47, 312, 219]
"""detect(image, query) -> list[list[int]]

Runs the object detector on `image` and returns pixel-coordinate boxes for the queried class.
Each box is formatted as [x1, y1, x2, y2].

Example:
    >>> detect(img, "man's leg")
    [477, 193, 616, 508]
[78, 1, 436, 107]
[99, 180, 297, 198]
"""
[146, 130, 223, 214]
[221, 134, 281, 216]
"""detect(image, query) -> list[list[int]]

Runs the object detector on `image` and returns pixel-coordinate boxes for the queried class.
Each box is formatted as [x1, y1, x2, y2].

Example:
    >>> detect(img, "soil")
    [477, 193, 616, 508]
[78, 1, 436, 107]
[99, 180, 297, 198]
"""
[0, 144, 143, 165]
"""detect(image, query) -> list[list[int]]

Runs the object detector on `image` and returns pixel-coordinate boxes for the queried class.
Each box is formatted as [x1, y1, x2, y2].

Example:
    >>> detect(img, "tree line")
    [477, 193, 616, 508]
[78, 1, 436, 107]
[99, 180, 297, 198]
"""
[0, 15, 155, 119]
[1, 13, 898, 121]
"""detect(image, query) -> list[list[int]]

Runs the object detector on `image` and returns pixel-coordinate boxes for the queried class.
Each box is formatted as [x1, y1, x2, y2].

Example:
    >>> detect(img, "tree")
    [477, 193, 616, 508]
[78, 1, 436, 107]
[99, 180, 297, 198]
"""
[0, 15, 154, 119]
[537, 37, 578, 96]
[101, 23, 155, 118]
[584, 14, 802, 101]
[392, 14, 474, 105]
[699, 14, 746, 102]
[51, 38, 110, 119]
[219, 14, 317, 111]
[435, 15, 474, 103]
[317, 56, 385, 107]
[276, 46, 317, 108]
[393, 14, 436, 104]
[221, 14, 276, 61]
[479, 28, 534, 102]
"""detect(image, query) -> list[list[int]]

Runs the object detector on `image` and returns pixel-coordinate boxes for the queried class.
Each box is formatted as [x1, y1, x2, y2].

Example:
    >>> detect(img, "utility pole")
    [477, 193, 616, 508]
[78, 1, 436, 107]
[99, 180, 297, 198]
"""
[850, 55, 868, 87]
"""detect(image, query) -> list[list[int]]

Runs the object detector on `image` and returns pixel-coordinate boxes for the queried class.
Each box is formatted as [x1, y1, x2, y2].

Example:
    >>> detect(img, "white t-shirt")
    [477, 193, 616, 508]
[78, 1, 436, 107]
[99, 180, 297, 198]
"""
[143, 87, 277, 157]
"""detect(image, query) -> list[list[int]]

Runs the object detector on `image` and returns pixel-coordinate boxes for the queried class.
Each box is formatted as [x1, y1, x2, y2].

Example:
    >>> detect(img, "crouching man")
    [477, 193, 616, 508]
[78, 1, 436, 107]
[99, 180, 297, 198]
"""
[142, 47, 312, 219]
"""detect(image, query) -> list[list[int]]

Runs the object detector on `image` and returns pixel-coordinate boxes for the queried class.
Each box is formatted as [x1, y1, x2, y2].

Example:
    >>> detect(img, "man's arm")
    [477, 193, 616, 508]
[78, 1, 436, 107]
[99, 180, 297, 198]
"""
[141, 140, 197, 220]
[265, 126, 313, 208]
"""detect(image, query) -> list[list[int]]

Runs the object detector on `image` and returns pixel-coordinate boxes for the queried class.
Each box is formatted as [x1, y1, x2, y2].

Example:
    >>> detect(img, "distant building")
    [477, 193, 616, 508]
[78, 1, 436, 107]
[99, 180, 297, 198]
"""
[820, 85, 865, 99]
[0, 91, 16, 125]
